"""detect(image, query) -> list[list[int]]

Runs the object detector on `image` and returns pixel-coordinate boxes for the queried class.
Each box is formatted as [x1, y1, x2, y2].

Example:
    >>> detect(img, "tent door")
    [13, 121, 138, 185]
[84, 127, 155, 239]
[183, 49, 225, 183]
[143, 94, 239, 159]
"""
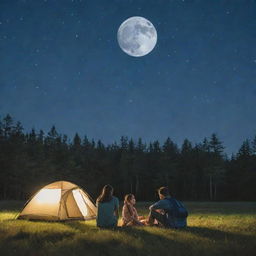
[72, 189, 88, 217]
[65, 191, 83, 218]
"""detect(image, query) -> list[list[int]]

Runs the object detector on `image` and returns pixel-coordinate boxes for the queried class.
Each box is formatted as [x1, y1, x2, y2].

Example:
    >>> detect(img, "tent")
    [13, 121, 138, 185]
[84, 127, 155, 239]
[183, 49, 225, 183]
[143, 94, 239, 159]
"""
[17, 181, 97, 221]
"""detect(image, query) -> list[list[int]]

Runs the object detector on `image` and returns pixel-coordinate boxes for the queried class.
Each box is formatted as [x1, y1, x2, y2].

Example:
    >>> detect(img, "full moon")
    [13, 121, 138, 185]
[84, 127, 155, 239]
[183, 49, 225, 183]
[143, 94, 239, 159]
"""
[117, 16, 157, 57]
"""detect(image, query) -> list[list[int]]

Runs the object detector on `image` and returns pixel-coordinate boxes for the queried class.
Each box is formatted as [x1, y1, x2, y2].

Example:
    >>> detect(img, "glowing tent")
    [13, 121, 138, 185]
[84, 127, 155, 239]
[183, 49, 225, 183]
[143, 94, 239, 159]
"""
[17, 181, 96, 221]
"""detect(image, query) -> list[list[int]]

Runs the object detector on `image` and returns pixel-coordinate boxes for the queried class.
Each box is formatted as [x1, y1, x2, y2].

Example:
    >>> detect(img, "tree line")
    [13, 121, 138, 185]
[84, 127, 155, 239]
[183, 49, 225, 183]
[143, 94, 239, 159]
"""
[0, 114, 255, 201]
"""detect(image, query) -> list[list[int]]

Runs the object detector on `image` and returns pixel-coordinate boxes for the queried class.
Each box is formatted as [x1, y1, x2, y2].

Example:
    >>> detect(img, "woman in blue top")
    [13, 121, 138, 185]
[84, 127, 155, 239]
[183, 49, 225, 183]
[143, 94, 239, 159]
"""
[96, 184, 119, 228]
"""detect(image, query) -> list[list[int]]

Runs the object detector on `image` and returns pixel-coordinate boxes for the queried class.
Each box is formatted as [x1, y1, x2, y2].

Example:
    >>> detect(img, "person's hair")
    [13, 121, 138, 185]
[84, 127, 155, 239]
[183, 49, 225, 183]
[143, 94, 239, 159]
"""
[124, 194, 134, 204]
[123, 194, 134, 216]
[97, 184, 113, 203]
[158, 187, 170, 197]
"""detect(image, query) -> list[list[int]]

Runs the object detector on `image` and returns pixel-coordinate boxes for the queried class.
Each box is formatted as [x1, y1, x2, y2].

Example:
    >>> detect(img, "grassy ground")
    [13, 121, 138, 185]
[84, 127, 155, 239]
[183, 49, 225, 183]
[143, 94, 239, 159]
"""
[0, 201, 255, 256]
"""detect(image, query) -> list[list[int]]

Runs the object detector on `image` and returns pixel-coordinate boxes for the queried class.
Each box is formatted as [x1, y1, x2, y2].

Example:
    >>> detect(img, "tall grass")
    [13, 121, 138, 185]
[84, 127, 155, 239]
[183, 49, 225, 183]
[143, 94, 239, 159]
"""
[0, 201, 255, 256]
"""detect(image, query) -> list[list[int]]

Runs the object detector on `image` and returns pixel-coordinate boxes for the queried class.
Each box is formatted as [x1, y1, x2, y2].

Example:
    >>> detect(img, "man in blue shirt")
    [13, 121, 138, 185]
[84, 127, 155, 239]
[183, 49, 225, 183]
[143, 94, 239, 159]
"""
[148, 187, 187, 228]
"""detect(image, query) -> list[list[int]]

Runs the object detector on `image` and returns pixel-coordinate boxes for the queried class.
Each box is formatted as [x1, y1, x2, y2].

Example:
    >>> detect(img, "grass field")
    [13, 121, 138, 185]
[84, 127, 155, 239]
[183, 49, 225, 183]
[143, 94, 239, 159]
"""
[0, 201, 255, 256]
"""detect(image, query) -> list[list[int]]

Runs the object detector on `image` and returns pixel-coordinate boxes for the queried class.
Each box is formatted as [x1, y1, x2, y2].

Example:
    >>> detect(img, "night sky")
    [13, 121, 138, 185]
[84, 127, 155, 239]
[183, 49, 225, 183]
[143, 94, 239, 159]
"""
[1, 0, 256, 154]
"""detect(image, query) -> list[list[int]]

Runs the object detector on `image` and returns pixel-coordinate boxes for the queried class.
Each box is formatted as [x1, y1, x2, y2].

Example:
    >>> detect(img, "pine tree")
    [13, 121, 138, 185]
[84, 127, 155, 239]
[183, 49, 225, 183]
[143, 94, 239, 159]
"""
[2, 114, 13, 138]
[181, 138, 192, 154]
[237, 139, 252, 158]
[82, 136, 91, 151]
[163, 137, 179, 155]
[202, 137, 210, 152]
[251, 136, 256, 155]
[128, 138, 135, 153]
[136, 138, 146, 152]
[97, 140, 105, 151]
[152, 140, 161, 153]
[73, 133, 82, 148]
[209, 133, 224, 156]
[120, 136, 128, 151]
[205, 134, 226, 200]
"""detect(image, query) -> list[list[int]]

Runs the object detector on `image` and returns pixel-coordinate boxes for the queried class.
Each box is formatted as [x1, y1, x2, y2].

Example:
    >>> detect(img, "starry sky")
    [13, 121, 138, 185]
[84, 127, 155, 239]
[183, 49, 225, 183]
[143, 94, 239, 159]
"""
[1, 0, 256, 154]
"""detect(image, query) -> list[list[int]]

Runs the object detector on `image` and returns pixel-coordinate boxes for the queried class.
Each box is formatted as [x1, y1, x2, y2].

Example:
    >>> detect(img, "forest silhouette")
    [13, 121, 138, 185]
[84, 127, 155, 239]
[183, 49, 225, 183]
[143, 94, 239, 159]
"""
[0, 114, 255, 201]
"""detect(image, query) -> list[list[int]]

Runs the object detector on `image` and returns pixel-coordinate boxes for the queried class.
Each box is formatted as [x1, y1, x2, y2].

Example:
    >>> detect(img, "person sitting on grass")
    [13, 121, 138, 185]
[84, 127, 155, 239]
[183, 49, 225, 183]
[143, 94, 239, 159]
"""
[96, 184, 119, 228]
[121, 194, 146, 226]
[147, 187, 188, 228]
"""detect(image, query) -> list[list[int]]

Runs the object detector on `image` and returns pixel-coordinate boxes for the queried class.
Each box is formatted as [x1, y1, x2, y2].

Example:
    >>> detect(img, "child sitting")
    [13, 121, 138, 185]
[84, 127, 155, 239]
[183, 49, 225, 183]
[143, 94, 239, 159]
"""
[121, 194, 146, 226]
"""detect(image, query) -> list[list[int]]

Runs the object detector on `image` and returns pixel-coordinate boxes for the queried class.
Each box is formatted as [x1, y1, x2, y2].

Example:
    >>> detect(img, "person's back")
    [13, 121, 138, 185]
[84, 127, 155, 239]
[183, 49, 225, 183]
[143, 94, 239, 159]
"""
[96, 184, 119, 228]
[97, 196, 119, 228]
[161, 198, 187, 228]
[149, 187, 187, 228]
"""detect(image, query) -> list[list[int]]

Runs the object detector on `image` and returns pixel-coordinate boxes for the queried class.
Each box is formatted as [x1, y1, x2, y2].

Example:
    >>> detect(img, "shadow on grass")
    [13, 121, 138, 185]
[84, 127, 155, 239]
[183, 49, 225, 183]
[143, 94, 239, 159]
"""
[182, 226, 256, 242]
[65, 221, 255, 241]
[1, 221, 255, 256]
[62, 222, 256, 256]
[65, 221, 256, 249]
[61, 222, 187, 256]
